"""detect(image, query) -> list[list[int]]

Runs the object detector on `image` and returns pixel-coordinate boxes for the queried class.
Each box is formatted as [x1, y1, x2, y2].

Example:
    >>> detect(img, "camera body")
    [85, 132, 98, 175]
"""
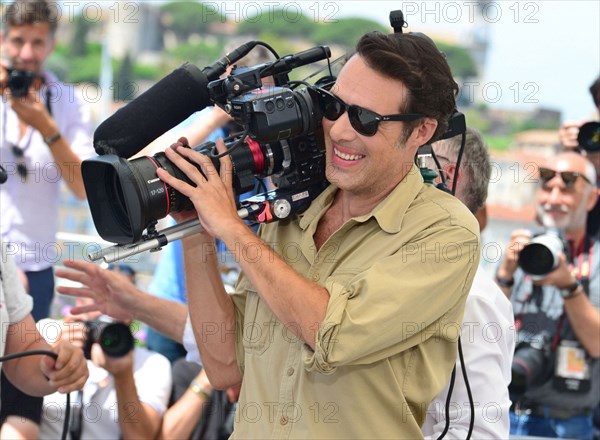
[518, 228, 567, 279]
[82, 46, 330, 244]
[83, 319, 135, 360]
[509, 330, 554, 402]
[5, 68, 35, 98]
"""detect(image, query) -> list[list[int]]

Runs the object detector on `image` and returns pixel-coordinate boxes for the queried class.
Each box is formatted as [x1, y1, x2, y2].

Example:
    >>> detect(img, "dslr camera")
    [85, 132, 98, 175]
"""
[517, 228, 567, 279]
[83, 319, 135, 360]
[5, 67, 35, 98]
[509, 330, 554, 402]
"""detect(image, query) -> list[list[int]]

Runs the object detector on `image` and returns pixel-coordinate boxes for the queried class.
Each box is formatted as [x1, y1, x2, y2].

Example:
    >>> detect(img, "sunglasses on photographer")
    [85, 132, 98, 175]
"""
[311, 86, 424, 137]
[538, 167, 592, 188]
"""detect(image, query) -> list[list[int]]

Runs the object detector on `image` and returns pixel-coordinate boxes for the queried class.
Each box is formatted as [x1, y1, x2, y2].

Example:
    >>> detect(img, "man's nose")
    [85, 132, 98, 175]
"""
[19, 42, 34, 60]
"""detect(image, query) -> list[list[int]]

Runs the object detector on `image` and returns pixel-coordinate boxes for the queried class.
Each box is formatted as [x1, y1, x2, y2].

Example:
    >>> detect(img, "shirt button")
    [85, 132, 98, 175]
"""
[287, 367, 294, 376]
[280, 415, 288, 425]
[312, 273, 320, 281]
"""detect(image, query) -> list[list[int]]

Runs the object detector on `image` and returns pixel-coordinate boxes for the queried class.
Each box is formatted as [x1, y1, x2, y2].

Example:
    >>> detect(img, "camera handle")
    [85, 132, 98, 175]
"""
[88, 183, 326, 263]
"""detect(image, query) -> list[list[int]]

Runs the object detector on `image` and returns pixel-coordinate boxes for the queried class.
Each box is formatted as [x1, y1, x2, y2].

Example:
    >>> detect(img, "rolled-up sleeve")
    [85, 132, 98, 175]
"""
[304, 225, 479, 373]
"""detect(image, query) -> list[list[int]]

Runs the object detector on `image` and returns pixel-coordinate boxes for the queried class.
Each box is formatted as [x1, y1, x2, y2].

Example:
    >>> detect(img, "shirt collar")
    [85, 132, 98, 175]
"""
[298, 164, 424, 233]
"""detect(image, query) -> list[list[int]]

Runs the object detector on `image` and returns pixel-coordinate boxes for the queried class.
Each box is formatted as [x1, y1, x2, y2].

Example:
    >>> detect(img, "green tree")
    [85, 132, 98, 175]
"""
[436, 42, 478, 78]
[70, 15, 93, 57]
[238, 8, 316, 37]
[114, 53, 135, 101]
[311, 18, 387, 48]
[160, 2, 223, 42]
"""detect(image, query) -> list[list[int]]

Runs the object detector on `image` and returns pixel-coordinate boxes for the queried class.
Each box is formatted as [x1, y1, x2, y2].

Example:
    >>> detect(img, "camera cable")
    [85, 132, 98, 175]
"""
[436, 336, 474, 440]
[0, 350, 71, 440]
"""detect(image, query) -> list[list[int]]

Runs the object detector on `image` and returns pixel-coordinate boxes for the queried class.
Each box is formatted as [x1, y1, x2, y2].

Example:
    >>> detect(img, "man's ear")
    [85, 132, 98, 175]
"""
[410, 118, 438, 147]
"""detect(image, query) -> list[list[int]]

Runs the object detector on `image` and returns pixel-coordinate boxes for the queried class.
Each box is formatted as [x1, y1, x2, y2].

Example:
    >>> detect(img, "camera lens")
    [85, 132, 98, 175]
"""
[98, 323, 135, 358]
[517, 231, 564, 278]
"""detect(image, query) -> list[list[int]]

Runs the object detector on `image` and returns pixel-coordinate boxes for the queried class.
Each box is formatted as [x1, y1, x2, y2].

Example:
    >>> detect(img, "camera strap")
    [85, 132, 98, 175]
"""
[552, 235, 594, 393]
[69, 390, 84, 440]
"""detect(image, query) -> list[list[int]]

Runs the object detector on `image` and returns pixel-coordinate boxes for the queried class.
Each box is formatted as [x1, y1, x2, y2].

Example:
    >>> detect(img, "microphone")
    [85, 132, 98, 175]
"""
[93, 62, 211, 158]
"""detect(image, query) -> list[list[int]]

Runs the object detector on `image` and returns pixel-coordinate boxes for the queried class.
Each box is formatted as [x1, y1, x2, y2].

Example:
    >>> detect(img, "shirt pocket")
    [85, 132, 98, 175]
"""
[242, 289, 277, 355]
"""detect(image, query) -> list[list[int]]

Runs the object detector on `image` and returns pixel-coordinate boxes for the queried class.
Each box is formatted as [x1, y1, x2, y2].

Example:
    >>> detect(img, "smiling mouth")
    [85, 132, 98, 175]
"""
[334, 148, 365, 161]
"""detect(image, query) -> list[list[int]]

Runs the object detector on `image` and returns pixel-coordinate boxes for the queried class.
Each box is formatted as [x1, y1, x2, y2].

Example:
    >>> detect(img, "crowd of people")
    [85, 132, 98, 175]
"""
[1, 0, 599, 439]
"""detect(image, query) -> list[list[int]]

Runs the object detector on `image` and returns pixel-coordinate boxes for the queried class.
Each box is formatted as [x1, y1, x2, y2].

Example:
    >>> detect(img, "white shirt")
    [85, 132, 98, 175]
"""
[0, 71, 95, 271]
[38, 343, 172, 440]
[422, 266, 516, 439]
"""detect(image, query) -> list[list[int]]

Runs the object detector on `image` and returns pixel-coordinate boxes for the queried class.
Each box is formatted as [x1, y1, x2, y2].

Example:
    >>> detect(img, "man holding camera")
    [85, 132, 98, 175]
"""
[496, 151, 599, 438]
[155, 31, 480, 437]
[32, 299, 172, 440]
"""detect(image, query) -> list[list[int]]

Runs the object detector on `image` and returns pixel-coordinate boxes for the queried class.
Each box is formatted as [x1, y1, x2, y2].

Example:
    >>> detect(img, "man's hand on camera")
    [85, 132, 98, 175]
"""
[497, 229, 532, 281]
[532, 253, 577, 289]
[56, 260, 136, 322]
[9, 88, 56, 136]
[40, 339, 89, 394]
[157, 136, 245, 241]
[90, 343, 134, 380]
[558, 120, 586, 149]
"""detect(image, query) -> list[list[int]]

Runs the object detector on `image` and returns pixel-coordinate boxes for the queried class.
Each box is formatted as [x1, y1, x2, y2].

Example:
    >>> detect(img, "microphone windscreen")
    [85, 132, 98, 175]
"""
[94, 63, 210, 157]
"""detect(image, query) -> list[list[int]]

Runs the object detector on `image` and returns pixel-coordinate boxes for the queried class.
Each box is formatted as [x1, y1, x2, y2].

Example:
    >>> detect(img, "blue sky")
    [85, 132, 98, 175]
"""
[319, 1, 600, 121]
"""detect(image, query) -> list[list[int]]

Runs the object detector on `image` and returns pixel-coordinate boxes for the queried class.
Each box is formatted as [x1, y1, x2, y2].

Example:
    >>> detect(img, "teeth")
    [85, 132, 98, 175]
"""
[334, 148, 364, 161]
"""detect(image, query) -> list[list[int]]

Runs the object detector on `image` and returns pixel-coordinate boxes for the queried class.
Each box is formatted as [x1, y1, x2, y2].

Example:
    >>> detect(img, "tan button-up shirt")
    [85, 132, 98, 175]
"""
[231, 165, 480, 439]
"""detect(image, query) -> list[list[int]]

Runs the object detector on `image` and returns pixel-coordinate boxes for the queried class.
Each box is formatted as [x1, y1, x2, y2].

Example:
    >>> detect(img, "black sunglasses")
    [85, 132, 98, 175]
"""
[311, 86, 424, 137]
[539, 167, 592, 188]
[11, 144, 28, 181]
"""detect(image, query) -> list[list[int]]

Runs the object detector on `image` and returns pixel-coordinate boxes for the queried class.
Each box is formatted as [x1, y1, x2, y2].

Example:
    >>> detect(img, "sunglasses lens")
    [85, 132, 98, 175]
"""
[539, 168, 555, 183]
[561, 172, 578, 188]
[349, 106, 378, 136]
[11, 145, 24, 157]
[17, 163, 27, 179]
[318, 91, 344, 121]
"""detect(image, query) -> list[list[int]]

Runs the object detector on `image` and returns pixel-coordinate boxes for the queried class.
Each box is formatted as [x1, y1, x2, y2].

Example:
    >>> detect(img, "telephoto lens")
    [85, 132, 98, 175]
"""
[518, 229, 566, 279]
[83, 320, 135, 360]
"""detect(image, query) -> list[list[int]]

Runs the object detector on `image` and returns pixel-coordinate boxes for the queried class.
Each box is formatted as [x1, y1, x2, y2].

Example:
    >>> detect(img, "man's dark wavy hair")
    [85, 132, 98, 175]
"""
[356, 31, 458, 143]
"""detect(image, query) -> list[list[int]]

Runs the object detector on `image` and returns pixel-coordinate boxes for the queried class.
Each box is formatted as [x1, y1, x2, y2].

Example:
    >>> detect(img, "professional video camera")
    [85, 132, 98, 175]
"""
[83, 42, 332, 261]
[509, 330, 554, 402]
[518, 228, 567, 278]
[83, 319, 135, 360]
[5, 68, 35, 98]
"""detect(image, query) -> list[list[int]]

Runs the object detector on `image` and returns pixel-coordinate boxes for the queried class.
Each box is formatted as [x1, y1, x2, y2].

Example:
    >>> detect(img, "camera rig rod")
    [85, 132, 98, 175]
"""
[87, 184, 325, 263]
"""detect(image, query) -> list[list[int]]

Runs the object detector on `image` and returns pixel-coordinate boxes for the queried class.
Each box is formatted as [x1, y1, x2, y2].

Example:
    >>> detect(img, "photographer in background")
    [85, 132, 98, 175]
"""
[496, 151, 599, 439]
[422, 128, 515, 438]
[157, 31, 480, 437]
[33, 296, 172, 440]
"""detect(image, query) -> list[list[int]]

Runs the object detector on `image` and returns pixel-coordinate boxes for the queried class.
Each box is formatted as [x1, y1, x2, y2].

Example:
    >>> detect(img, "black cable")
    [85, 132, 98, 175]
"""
[450, 132, 467, 196]
[0, 350, 71, 440]
[458, 336, 475, 439]
[436, 364, 456, 440]
[436, 335, 474, 440]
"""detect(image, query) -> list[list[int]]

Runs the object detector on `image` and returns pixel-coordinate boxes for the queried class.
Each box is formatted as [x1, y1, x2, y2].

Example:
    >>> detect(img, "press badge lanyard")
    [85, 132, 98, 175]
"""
[553, 235, 593, 349]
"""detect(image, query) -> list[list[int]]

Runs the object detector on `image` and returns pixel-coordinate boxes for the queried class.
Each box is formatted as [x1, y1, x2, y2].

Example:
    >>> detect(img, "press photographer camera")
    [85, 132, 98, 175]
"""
[517, 228, 567, 278]
[82, 42, 331, 248]
[509, 330, 554, 402]
[4, 67, 35, 98]
[82, 319, 135, 360]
